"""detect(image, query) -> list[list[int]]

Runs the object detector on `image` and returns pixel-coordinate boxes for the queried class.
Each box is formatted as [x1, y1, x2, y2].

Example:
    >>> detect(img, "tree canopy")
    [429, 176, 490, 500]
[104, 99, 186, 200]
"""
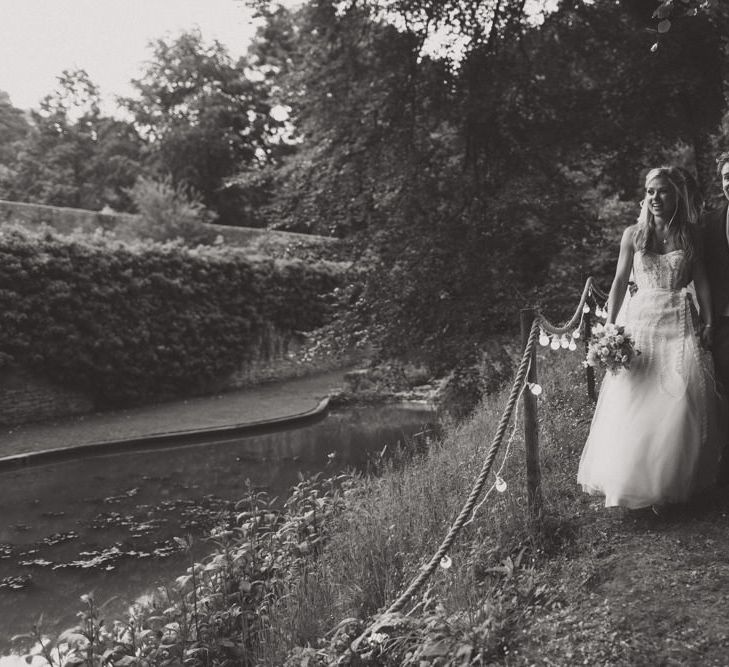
[0, 0, 726, 369]
[244, 0, 727, 365]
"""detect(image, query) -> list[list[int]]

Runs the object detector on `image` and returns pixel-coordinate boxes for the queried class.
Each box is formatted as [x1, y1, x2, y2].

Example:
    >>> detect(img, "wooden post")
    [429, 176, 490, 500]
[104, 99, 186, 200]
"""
[583, 307, 596, 402]
[520, 308, 542, 524]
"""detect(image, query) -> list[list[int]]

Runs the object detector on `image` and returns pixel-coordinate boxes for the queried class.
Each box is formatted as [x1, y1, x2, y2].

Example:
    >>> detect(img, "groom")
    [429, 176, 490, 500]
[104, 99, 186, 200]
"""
[702, 151, 729, 483]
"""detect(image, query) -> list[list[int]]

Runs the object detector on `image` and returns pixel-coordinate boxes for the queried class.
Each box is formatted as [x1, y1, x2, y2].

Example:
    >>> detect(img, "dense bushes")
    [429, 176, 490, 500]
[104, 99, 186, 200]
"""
[0, 227, 344, 405]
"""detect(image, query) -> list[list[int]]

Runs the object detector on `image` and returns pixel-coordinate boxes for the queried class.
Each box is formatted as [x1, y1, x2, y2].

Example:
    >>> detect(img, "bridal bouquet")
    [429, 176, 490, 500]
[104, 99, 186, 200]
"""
[584, 322, 640, 374]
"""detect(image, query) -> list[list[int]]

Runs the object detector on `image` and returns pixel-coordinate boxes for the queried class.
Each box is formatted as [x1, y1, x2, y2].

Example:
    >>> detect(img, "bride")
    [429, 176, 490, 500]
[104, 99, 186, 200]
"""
[578, 166, 724, 509]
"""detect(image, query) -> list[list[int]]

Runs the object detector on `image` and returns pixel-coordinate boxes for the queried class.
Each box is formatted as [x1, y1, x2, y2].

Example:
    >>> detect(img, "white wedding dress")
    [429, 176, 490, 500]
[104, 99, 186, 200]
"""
[578, 249, 724, 508]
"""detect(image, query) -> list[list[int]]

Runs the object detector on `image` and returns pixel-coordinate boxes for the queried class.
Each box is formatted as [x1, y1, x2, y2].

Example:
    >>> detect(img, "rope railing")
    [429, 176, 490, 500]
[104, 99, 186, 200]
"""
[349, 318, 540, 653]
[537, 276, 596, 336]
[348, 276, 607, 657]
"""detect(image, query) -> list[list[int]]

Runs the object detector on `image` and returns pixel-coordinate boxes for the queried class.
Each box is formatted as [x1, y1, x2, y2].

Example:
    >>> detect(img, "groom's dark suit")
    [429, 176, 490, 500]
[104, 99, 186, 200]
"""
[702, 201, 729, 483]
[703, 201, 729, 384]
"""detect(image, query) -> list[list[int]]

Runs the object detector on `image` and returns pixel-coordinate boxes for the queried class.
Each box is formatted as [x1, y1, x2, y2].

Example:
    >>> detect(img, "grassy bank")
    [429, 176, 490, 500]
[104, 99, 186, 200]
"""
[17, 349, 729, 665]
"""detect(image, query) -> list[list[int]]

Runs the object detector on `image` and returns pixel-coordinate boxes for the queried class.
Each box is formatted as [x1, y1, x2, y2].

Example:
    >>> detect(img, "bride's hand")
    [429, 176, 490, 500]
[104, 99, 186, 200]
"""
[701, 324, 713, 350]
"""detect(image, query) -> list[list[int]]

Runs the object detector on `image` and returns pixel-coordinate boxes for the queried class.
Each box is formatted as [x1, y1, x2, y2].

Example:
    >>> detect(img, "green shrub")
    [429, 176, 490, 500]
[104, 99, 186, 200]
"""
[126, 175, 216, 243]
[0, 226, 344, 405]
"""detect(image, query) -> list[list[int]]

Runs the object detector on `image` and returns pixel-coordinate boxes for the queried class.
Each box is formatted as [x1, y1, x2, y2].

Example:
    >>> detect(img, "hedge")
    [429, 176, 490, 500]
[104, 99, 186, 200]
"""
[0, 227, 345, 405]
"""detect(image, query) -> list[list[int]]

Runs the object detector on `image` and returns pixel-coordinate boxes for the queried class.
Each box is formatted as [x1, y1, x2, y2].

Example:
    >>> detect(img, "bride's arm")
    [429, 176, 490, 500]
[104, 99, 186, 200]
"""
[606, 226, 636, 325]
[691, 229, 714, 347]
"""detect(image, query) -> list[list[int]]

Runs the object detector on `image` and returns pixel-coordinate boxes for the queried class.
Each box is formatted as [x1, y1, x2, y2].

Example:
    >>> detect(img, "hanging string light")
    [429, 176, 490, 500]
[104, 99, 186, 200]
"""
[466, 358, 542, 525]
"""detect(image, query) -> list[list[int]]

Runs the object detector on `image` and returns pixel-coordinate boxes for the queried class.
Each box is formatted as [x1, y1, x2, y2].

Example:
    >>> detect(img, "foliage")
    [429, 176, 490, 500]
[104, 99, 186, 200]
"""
[125, 175, 217, 242]
[2, 70, 144, 211]
[15, 473, 357, 667]
[0, 226, 343, 405]
[122, 30, 292, 226]
[1, 31, 295, 226]
[249, 0, 727, 370]
[0, 90, 31, 171]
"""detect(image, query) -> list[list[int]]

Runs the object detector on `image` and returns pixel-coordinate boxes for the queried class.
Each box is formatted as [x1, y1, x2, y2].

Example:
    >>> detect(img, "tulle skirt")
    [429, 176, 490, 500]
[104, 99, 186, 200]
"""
[577, 288, 725, 508]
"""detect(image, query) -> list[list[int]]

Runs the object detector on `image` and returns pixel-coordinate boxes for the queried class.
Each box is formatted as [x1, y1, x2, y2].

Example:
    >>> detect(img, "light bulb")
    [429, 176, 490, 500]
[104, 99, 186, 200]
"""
[583, 304, 590, 314]
[560, 335, 570, 349]
[440, 555, 452, 569]
[495, 477, 507, 493]
[550, 338, 560, 350]
[528, 382, 543, 396]
[568, 340, 577, 351]
[572, 330, 581, 339]
[539, 332, 550, 346]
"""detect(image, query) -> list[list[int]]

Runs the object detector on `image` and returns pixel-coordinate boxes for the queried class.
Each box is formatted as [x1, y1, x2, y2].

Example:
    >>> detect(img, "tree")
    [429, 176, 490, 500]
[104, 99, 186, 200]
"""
[254, 0, 728, 367]
[4, 69, 143, 210]
[0, 91, 31, 196]
[123, 30, 287, 225]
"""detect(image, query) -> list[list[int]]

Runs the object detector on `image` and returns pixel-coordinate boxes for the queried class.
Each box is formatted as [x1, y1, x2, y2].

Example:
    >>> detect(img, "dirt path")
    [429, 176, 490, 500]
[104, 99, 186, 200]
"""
[0, 368, 353, 459]
[519, 490, 729, 665]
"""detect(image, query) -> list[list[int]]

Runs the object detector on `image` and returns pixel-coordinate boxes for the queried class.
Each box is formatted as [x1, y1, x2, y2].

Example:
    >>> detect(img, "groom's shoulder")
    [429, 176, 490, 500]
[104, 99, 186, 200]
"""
[702, 201, 728, 220]
[700, 203, 727, 229]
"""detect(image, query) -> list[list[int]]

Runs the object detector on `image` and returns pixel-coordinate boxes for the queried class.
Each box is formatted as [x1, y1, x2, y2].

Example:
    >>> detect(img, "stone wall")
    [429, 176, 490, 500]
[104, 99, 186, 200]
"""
[224, 330, 362, 390]
[0, 199, 338, 251]
[0, 337, 364, 426]
[0, 368, 95, 426]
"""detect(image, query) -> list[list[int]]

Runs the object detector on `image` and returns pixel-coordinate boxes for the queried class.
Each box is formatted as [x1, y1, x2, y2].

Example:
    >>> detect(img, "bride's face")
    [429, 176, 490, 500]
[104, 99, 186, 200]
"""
[645, 176, 677, 223]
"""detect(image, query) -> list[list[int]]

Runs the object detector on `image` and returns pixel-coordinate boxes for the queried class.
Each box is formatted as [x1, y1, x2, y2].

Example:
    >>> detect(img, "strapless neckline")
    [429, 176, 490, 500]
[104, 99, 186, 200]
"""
[642, 249, 684, 257]
[634, 248, 689, 290]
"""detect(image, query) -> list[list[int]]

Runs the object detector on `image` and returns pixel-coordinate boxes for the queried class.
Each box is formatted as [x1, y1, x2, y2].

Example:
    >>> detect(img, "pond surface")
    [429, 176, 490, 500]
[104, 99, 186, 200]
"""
[0, 404, 433, 655]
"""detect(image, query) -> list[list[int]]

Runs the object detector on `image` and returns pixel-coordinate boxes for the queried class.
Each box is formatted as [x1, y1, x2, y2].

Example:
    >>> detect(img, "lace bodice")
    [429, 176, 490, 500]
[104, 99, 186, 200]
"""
[633, 250, 690, 291]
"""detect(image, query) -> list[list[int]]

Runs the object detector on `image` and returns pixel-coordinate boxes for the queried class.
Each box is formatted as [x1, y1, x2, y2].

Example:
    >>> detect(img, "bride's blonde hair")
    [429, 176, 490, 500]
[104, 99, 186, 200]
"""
[634, 166, 698, 263]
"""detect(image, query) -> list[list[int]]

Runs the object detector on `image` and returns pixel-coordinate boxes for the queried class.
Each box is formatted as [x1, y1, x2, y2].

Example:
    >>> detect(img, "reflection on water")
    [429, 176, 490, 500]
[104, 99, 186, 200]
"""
[0, 405, 432, 654]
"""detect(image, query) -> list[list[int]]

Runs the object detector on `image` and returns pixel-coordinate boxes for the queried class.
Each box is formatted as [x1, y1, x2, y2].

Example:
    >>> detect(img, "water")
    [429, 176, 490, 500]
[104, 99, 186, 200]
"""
[0, 404, 433, 654]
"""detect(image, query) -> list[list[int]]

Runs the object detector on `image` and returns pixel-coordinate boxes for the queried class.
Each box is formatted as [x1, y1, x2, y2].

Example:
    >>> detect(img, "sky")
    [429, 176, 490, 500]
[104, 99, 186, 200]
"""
[0, 0, 275, 113]
[0, 0, 559, 115]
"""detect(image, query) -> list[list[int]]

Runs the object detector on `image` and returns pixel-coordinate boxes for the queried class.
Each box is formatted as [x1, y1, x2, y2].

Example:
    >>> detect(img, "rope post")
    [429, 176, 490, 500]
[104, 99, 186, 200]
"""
[520, 308, 542, 524]
[583, 306, 597, 402]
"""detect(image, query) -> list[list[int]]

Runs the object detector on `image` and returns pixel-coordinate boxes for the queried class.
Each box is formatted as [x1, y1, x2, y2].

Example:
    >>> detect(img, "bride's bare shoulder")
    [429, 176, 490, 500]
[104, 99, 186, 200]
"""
[620, 224, 639, 249]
